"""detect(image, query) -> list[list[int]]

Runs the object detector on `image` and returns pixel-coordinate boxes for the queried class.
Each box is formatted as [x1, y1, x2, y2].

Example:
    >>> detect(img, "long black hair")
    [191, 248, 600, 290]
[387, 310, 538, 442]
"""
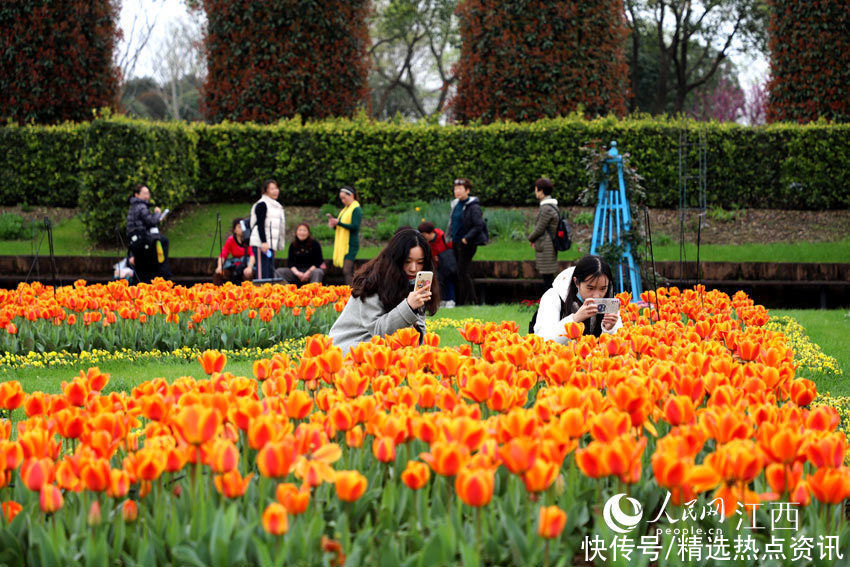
[351, 228, 440, 315]
[565, 255, 615, 337]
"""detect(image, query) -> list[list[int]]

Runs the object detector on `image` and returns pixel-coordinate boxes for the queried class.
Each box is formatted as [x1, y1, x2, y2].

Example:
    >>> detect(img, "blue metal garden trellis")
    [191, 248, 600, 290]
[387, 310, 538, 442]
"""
[589, 141, 643, 299]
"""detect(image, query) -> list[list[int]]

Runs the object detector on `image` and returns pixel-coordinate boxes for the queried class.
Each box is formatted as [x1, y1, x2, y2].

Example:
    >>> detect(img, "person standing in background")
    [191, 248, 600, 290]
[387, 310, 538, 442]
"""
[446, 178, 487, 305]
[249, 179, 286, 280]
[527, 178, 560, 288]
[328, 186, 362, 285]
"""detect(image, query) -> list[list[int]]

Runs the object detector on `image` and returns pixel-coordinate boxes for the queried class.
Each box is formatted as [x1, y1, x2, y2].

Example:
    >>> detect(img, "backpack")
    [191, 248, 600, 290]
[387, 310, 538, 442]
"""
[528, 295, 569, 335]
[544, 204, 571, 252]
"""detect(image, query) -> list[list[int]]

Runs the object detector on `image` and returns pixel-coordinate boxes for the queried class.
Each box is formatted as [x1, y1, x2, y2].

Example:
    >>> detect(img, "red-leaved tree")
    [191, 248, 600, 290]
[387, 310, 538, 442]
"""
[200, 0, 370, 123]
[767, 0, 850, 123]
[451, 0, 629, 123]
[0, 0, 121, 124]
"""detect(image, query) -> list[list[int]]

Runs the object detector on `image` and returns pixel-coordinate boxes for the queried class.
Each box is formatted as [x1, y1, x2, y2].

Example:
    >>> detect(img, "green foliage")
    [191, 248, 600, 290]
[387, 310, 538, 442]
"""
[2, 116, 850, 247]
[376, 217, 399, 240]
[572, 211, 594, 226]
[483, 209, 526, 241]
[453, 0, 628, 122]
[706, 206, 743, 222]
[200, 0, 370, 122]
[767, 0, 850, 123]
[0, 0, 121, 124]
[0, 123, 83, 206]
[0, 213, 35, 240]
[78, 116, 199, 243]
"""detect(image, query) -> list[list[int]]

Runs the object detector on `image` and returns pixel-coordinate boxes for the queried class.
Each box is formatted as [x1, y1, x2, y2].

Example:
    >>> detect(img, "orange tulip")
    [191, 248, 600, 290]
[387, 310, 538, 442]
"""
[765, 462, 803, 496]
[663, 395, 696, 426]
[335, 470, 368, 502]
[345, 426, 365, 448]
[88, 501, 102, 526]
[459, 322, 485, 345]
[498, 437, 538, 475]
[758, 423, 803, 465]
[0, 381, 25, 410]
[401, 460, 431, 490]
[207, 439, 239, 474]
[522, 459, 559, 493]
[809, 467, 850, 505]
[108, 469, 131, 498]
[122, 500, 138, 522]
[420, 441, 470, 477]
[455, 466, 494, 507]
[214, 470, 253, 498]
[284, 390, 313, 420]
[276, 482, 310, 515]
[562, 322, 584, 340]
[575, 442, 610, 479]
[806, 405, 840, 431]
[82, 367, 110, 392]
[198, 350, 227, 375]
[257, 440, 295, 479]
[319, 348, 344, 376]
[336, 370, 369, 399]
[39, 484, 64, 514]
[372, 436, 396, 463]
[21, 457, 54, 491]
[81, 458, 111, 492]
[262, 502, 289, 535]
[789, 379, 817, 407]
[805, 432, 846, 469]
[1, 501, 22, 523]
[538, 505, 568, 539]
[589, 410, 630, 443]
[174, 405, 220, 445]
[434, 350, 462, 378]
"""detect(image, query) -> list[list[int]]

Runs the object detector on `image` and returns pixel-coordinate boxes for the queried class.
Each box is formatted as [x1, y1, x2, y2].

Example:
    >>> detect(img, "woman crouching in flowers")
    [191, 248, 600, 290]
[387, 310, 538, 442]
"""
[329, 228, 439, 353]
[532, 254, 622, 343]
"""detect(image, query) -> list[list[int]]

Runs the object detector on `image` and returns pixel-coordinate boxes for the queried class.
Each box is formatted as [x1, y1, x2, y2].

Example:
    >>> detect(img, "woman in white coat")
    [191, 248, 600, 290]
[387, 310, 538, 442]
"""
[532, 254, 622, 344]
[249, 179, 286, 280]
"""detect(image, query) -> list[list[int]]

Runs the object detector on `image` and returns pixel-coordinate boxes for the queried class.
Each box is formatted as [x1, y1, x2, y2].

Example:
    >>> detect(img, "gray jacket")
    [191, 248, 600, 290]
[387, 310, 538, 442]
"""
[126, 197, 161, 237]
[528, 198, 559, 275]
[328, 293, 426, 354]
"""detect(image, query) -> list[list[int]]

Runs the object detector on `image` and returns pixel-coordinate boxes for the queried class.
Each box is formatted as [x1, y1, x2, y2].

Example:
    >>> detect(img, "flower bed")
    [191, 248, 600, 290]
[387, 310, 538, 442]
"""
[0, 280, 350, 355]
[0, 287, 847, 565]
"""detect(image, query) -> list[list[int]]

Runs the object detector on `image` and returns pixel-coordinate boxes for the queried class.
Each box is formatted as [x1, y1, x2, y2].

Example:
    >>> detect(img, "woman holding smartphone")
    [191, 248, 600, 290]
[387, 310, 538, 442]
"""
[328, 186, 362, 284]
[329, 228, 440, 354]
[532, 254, 622, 343]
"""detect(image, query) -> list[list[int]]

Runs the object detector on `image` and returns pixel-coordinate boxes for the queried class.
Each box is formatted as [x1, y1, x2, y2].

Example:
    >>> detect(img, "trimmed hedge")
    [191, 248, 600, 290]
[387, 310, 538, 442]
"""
[78, 118, 199, 244]
[1, 116, 849, 243]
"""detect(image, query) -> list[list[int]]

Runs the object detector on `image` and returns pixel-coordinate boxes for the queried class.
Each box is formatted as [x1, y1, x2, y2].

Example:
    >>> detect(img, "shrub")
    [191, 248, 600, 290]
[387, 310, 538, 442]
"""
[573, 211, 595, 226]
[0, 123, 82, 206]
[767, 1, 850, 123]
[0, 213, 35, 240]
[0, 0, 120, 124]
[200, 0, 370, 122]
[78, 117, 199, 243]
[452, 0, 628, 122]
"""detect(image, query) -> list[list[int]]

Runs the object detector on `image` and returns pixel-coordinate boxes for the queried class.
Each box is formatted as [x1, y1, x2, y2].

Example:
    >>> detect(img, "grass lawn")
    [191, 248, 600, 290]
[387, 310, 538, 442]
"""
[2, 204, 850, 263]
[772, 309, 850, 396]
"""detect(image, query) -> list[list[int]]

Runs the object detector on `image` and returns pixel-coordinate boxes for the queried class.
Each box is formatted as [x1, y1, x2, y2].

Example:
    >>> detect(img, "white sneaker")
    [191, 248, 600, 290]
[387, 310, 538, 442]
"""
[445, 300, 456, 308]
[439, 301, 447, 308]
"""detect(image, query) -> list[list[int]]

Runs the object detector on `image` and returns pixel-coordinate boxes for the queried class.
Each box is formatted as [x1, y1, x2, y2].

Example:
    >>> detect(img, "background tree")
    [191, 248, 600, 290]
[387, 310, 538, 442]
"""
[199, 0, 370, 123]
[766, 0, 850, 123]
[625, 0, 767, 114]
[151, 19, 205, 121]
[0, 0, 121, 124]
[451, 0, 629, 123]
[369, 0, 459, 120]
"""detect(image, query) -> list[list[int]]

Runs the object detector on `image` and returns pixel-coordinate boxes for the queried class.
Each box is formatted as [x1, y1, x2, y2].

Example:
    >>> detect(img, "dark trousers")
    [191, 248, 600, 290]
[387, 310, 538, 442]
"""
[454, 242, 478, 305]
[130, 234, 170, 283]
[252, 247, 276, 280]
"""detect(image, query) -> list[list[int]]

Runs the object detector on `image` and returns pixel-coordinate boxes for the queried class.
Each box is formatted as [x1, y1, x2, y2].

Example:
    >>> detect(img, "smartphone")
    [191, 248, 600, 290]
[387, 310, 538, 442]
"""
[587, 297, 620, 314]
[414, 271, 433, 290]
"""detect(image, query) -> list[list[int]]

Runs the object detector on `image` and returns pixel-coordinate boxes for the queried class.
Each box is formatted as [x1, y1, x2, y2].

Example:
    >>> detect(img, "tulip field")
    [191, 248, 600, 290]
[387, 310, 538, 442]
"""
[1, 283, 850, 566]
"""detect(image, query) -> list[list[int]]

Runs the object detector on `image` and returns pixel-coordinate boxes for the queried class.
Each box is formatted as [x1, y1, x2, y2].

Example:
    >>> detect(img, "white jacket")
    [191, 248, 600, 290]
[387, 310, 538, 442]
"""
[532, 266, 623, 344]
[249, 195, 286, 250]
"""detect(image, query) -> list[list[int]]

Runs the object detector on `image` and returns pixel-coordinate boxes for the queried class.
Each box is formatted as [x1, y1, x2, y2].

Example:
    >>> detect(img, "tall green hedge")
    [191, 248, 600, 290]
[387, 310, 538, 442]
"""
[1, 116, 849, 244]
[78, 117, 199, 244]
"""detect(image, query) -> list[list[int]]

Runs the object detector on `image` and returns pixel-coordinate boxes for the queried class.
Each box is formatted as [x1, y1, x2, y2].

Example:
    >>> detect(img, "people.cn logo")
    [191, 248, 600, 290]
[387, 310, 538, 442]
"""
[602, 493, 643, 534]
